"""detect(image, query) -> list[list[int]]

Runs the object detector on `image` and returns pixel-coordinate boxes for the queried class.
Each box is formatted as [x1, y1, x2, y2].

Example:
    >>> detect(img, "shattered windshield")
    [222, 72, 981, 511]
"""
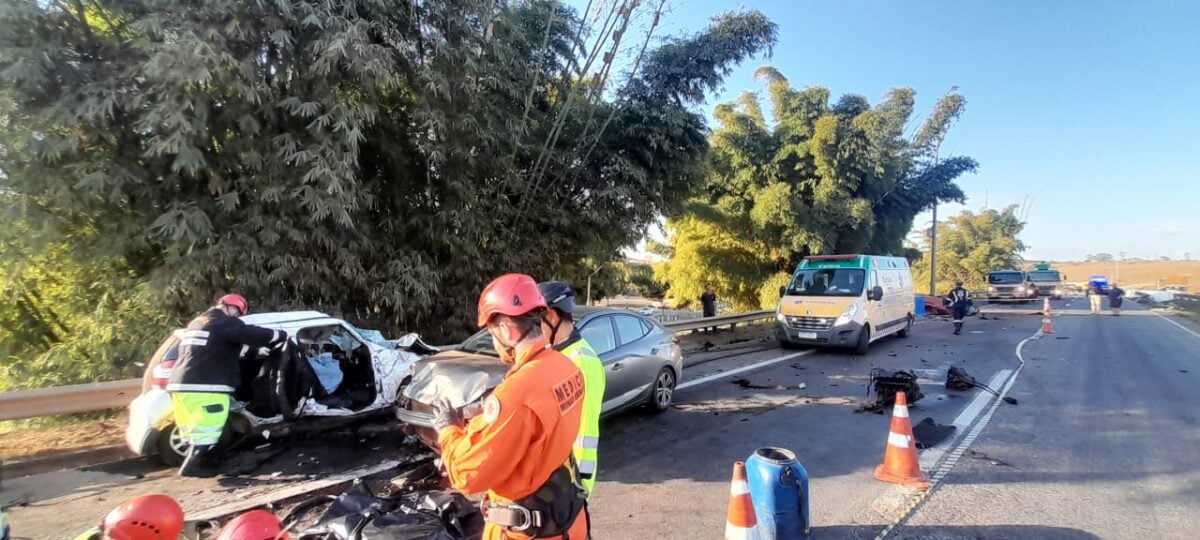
[785, 269, 865, 297]
[1027, 271, 1061, 282]
[988, 272, 1025, 285]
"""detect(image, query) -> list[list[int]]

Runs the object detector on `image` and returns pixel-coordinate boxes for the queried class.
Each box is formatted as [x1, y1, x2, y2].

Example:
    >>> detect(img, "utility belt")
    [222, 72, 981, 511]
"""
[482, 461, 588, 538]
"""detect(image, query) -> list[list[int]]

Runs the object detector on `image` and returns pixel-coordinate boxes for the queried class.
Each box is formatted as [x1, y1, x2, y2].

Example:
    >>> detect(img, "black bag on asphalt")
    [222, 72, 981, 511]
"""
[869, 369, 924, 406]
[945, 366, 977, 391]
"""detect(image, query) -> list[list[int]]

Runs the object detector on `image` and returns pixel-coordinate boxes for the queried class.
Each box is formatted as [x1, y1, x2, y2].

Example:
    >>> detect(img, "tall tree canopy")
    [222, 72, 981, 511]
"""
[655, 69, 978, 311]
[0, 0, 776, 388]
[911, 205, 1028, 295]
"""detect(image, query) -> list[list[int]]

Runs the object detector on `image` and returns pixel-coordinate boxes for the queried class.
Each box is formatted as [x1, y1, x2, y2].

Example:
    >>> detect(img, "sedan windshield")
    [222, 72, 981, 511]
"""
[988, 272, 1025, 285]
[785, 269, 865, 297]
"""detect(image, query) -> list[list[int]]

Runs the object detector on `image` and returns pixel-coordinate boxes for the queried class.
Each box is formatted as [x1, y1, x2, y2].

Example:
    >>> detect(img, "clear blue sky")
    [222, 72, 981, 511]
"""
[586, 0, 1200, 261]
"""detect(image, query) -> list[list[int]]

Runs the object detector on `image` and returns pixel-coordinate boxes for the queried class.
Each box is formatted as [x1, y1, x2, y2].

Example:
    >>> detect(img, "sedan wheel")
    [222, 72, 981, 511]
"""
[649, 367, 676, 412]
[156, 423, 190, 467]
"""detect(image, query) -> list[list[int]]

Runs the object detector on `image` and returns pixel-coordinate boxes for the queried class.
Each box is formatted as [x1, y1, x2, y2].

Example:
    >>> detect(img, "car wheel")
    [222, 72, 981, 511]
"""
[156, 423, 189, 467]
[897, 316, 913, 338]
[854, 326, 871, 356]
[648, 367, 676, 412]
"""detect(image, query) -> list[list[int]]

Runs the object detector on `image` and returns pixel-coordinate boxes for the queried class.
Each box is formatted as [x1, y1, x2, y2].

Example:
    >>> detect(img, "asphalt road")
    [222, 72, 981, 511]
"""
[6, 300, 1198, 539]
[899, 300, 1200, 539]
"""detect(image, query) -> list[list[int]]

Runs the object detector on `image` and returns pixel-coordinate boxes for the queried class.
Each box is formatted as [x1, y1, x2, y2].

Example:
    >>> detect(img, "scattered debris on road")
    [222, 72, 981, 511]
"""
[913, 417, 957, 449]
[731, 378, 807, 390]
[946, 366, 1018, 405]
[856, 370, 924, 413]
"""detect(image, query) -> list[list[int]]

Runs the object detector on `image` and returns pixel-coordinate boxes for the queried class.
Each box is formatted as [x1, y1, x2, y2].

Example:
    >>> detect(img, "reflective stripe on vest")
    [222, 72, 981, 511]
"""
[559, 338, 605, 494]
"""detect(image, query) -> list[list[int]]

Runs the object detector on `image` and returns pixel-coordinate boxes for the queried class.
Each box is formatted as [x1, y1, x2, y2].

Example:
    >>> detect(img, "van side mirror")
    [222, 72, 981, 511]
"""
[870, 286, 884, 301]
[779, 286, 787, 298]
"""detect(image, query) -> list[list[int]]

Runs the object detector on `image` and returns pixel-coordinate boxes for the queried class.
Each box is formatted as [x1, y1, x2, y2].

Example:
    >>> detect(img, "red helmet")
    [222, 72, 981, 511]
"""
[477, 274, 547, 327]
[100, 494, 184, 540]
[215, 509, 288, 540]
[217, 294, 249, 315]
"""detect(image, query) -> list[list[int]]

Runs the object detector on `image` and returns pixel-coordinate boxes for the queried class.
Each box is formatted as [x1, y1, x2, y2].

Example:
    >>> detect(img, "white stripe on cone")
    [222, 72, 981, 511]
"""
[892, 404, 909, 418]
[888, 432, 910, 448]
[725, 523, 768, 540]
[729, 480, 750, 496]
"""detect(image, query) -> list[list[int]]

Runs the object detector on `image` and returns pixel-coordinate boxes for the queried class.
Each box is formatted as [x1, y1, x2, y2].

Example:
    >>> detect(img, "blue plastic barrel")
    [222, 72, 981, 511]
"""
[744, 447, 810, 540]
[914, 295, 927, 317]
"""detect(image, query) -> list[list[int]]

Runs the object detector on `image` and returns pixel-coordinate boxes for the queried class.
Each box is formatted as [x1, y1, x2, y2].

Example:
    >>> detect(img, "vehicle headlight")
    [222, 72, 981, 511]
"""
[835, 304, 859, 326]
[776, 310, 787, 322]
[989, 286, 997, 292]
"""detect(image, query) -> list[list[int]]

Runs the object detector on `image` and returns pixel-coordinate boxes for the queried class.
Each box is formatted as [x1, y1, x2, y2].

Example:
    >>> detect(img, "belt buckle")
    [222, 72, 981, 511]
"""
[482, 501, 539, 532]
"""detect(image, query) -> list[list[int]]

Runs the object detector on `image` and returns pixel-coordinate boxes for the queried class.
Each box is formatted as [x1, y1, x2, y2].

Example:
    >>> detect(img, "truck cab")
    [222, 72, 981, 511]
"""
[1026, 263, 1065, 299]
[987, 270, 1037, 302]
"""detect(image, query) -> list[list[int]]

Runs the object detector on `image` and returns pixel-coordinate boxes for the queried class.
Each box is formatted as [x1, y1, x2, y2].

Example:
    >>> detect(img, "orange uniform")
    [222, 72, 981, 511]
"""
[438, 339, 589, 540]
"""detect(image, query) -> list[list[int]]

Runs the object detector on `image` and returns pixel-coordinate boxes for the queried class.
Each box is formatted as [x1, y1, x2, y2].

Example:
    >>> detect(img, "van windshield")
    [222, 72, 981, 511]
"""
[785, 269, 865, 297]
[988, 272, 1025, 285]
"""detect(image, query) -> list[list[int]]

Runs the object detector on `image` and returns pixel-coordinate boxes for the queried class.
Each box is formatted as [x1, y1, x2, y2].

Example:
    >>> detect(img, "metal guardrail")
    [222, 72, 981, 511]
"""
[0, 379, 142, 422]
[0, 310, 777, 422]
[661, 310, 774, 333]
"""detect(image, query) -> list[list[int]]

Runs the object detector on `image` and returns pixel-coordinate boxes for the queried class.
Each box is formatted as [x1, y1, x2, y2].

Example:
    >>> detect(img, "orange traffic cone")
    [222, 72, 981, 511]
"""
[1041, 314, 1054, 334]
[1043, 297, 1051, 314]
[725, 461, 765, 540]
[874, 391, 930, 490]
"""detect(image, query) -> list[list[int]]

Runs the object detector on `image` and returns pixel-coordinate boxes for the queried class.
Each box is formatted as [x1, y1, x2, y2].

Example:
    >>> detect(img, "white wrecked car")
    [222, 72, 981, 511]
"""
[126, 311, 436, 466]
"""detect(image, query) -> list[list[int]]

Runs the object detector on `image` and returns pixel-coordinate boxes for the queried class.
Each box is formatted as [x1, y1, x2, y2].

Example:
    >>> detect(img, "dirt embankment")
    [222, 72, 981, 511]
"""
[1049, 260, 1199, 289]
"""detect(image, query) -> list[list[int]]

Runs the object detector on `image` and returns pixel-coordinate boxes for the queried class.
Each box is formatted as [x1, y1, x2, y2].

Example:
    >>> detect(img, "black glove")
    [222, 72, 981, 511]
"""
[431, 399, 463, 433]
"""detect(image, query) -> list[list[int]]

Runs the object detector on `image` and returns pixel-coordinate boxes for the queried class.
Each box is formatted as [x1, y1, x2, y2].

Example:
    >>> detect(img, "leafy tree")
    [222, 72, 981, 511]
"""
[655, 69, 977, 311]
[911, 205, 1028, 294]
[1087, 253, 1115, 262]
[0, 1, 776, 387]
[625, 262, 668, 299]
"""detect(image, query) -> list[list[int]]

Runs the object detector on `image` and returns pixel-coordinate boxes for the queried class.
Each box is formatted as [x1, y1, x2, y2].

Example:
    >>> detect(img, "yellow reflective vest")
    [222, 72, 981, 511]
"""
[558, 334, 606, 497]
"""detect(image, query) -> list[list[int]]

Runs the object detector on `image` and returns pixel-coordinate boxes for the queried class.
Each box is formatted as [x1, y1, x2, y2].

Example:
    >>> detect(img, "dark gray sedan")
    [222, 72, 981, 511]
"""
[396, 307, 683, 447]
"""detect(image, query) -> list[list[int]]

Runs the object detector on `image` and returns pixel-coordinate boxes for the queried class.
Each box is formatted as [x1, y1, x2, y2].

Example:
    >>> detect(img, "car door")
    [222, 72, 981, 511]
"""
[577, 316, 630, 413]
[611, 314, 657, 400]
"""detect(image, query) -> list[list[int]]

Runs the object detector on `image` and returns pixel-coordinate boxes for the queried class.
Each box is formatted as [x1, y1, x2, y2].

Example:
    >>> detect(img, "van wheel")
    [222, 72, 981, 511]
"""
[156, 423, 189, 467]
[854, 326, 871, 356]
[897, 316, 913, 338]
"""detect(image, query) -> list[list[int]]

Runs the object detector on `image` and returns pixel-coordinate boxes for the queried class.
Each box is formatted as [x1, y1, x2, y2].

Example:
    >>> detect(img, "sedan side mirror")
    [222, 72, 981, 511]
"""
[870, 286, 884, 301]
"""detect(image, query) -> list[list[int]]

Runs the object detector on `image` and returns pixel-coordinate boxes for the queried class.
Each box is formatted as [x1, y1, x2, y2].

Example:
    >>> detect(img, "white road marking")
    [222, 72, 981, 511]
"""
[1153, 312, 1200, 340]
[918, 370, 1011, 470]
[677, 350, 815, 391]
[875, 329, 1036, 540]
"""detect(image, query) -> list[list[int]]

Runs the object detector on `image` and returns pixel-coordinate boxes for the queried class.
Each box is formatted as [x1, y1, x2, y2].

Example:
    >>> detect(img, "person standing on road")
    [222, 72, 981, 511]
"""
[1108, 282, 1126, 316]
[433, 274, 589, 540]
[700, 284, 718, 332]
[167, 294, 286, 477]
[539, 281, 606, 498]
[946, 281, 972, 335]
[1088, 281, 1105, 314]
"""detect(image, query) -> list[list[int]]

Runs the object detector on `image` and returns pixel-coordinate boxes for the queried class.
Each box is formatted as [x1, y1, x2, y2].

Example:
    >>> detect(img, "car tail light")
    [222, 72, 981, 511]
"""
[152, 360, 174, 389]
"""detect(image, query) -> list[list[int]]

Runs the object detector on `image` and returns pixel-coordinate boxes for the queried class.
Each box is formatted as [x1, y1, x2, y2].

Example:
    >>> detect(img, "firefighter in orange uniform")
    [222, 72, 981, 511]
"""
[434, 273, 590, 540]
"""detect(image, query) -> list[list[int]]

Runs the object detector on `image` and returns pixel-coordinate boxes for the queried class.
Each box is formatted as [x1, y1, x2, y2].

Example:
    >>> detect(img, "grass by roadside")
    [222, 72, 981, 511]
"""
[0, 412, 126, 461]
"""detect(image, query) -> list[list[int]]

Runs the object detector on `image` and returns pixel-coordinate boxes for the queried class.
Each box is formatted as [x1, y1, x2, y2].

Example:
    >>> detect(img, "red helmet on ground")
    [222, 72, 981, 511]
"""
[477, 274, 548, 327]
[215, 509, 288, 540]
[100, 494, 184, 540]
[217, 293, 249, 315]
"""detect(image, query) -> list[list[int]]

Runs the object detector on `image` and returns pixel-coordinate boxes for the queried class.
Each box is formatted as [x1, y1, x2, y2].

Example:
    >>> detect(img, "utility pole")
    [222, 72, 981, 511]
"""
[585, 263, 605, 307]
[929, 203, 938, 295]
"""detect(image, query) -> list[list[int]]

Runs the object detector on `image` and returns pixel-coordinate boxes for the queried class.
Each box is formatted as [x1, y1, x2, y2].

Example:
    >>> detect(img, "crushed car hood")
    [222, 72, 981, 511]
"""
[401, 351, 508, 408]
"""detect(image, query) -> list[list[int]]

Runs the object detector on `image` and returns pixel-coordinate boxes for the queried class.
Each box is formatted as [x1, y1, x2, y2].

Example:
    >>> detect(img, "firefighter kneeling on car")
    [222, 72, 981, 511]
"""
[167, 294, 286, 477]
[433, 274, 590, 540]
